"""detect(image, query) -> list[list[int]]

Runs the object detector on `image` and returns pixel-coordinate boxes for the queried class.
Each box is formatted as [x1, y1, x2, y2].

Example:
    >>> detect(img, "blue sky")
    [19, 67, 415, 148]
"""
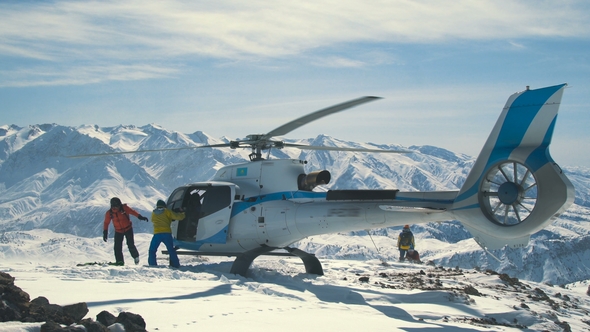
[1, 1, 589, 167]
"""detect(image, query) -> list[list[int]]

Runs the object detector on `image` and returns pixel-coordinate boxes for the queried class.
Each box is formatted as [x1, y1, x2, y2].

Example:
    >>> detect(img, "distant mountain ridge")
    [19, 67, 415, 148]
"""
[1, 123, 589, 284]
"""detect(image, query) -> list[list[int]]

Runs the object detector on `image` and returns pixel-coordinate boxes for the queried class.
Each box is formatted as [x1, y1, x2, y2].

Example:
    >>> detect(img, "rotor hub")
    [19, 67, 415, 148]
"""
[497, 182, 522, 205]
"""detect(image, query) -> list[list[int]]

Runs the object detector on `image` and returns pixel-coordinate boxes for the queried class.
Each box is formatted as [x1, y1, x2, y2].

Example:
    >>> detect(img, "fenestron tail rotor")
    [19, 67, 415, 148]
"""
[480, 161, 538, 226]
[68, 96, 409, 159]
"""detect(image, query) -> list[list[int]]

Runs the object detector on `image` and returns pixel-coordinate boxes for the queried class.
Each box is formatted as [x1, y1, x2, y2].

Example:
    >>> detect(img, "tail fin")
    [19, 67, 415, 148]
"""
[452, 84, 575, 250]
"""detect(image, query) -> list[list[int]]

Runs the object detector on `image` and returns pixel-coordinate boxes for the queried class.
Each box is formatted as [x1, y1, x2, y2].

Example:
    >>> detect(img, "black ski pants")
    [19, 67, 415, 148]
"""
[113, 228, 139, 264]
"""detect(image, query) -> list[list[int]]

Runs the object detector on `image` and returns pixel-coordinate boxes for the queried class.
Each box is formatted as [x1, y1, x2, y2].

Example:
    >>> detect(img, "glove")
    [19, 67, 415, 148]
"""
[103, 230, 108, 242]
[138, 215, 149, 222]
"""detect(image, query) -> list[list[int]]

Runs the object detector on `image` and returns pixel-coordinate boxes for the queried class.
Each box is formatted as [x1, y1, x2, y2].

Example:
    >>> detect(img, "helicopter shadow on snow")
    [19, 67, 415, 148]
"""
[272, 275, 485, 331]
[176, 258, 487, 331]
[84, 283, 232, 307]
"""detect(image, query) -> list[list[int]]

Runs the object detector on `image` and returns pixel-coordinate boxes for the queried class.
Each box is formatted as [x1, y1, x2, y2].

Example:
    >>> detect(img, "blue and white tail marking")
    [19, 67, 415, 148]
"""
[452, 84, 575, 250]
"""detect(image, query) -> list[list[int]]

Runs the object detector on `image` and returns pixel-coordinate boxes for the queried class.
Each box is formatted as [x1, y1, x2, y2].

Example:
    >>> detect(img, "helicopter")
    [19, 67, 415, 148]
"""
[75, 83, 574, 277]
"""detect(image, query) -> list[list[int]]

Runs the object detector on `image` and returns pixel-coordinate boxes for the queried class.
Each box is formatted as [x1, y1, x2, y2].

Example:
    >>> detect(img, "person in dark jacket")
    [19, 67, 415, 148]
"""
[397, 224, 415, 262]
[103, 197, 148, 265]
[149, 200, 185, 268]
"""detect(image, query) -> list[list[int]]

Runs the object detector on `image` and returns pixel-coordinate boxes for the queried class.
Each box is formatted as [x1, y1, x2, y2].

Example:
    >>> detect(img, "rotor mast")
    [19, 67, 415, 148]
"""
[231, 96, 386, 161]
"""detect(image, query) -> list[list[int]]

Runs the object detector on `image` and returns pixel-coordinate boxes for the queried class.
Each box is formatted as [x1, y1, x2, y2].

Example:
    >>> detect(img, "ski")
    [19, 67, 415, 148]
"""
[76, 262, 124, 266]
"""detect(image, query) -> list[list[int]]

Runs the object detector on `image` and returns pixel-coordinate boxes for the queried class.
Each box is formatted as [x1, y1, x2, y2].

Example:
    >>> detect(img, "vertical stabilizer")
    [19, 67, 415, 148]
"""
[452, 84, 575, 250]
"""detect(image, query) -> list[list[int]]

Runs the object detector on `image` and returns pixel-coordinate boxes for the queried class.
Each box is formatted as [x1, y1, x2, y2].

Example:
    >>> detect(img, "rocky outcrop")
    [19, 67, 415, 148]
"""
[0, 271, 146, 331]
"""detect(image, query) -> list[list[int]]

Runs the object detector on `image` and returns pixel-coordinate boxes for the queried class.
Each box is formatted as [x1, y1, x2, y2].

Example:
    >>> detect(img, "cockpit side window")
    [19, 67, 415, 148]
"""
[167, 188, 186, 211]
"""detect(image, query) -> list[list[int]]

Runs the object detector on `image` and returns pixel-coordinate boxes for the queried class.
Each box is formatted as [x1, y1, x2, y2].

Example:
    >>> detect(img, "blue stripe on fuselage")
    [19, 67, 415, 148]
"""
[392, 197, 455, 205]
[174, 225, 230, 250]
[231, 191, 327, 217]
[231, 190, 455, 216]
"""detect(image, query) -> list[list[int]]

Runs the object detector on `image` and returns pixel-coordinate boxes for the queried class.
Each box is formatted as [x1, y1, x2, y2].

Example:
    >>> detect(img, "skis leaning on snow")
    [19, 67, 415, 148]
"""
[76, 262, 180, 269]
[76, 262, 124, 266]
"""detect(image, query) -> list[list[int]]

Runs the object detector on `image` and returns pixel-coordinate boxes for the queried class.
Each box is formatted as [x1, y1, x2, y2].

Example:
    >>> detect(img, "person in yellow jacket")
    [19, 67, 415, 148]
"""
[397, 224, 415, 262]
[148, 200, 185, 267]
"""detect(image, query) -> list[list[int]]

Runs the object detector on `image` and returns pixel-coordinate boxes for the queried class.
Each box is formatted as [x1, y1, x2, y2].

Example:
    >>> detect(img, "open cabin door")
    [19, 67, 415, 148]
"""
[167, 183, 235, 244]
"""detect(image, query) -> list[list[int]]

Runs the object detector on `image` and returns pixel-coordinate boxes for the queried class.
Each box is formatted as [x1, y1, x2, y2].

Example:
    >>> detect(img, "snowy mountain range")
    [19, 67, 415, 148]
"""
[1, 123, 589, 285]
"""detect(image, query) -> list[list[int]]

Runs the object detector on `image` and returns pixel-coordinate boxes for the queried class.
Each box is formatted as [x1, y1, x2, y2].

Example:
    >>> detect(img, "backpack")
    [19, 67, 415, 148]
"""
[408, 250, 420, 262]
[399, 231, 412, 247]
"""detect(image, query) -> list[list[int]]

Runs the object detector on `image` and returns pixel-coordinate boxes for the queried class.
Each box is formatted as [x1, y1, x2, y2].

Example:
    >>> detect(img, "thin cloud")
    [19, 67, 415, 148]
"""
[508, 40, 527, 49]
[0, 64, 178, 88]
[311, 56, 367, 68]
[0, 0, 588, 87]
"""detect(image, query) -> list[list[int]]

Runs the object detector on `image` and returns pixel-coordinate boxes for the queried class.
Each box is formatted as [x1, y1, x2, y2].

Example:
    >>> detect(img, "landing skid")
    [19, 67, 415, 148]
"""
[165, 246, 324, 277]
[232, 246, 324, 277]
[283, 247, 324, 276]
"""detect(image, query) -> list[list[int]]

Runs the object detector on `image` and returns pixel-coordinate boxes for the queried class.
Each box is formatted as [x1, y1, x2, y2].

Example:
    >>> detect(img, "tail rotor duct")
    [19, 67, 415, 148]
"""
[480, 161, 538, 226]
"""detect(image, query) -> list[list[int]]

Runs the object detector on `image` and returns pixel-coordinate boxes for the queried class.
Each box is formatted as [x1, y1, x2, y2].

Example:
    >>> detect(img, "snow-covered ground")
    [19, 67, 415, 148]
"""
[1, 229, 589, 331]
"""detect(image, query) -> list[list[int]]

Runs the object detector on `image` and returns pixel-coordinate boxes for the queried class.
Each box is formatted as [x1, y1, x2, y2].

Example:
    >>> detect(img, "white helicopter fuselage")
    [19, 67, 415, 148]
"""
[168, 158, 457, 253]
[163, 84, 574, 276]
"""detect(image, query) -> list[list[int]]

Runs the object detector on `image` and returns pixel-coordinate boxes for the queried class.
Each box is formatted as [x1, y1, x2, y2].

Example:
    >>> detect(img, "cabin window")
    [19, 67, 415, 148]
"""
[174, 185, 232, 242]
[201, 186, 231, 217]
[171, 185, 232, 217]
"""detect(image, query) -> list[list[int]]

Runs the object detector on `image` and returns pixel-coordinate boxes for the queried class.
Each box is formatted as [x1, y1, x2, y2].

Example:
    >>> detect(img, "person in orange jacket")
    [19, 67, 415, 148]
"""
[103, 197, 148, 265]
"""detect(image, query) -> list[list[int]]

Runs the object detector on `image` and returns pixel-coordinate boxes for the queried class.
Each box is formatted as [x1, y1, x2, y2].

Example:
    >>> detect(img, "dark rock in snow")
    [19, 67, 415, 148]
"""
[116, 311, 147, 332]
[498, 273, 521, 287]
[463, 285, 481, 296]
[40, 320, 85, 331]
[80, 318, 110, 332]
[96, 310, 117, 327]
[0, 271, 30, 322]
[28, 296, 77, 325]
[62, 302, 89, 323]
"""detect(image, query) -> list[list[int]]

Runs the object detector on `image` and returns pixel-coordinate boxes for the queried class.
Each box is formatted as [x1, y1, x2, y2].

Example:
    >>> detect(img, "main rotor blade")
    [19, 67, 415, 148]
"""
[264, 96, 382, 138]
[283, 143, 409, 154]
[66, 143, 232, 158]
